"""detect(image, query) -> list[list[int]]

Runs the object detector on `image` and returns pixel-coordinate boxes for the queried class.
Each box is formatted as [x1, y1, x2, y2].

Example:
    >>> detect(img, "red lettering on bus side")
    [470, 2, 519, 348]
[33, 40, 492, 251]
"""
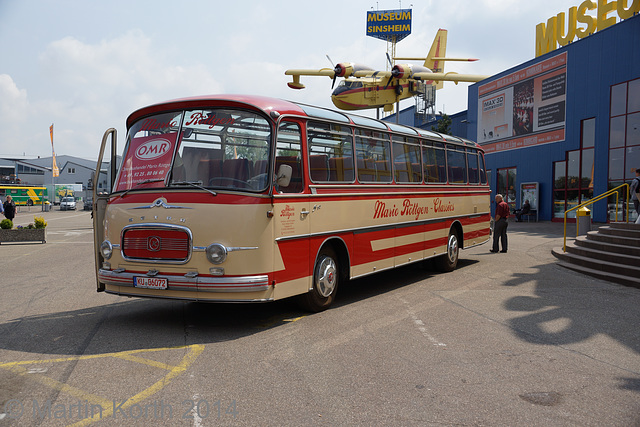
[433, 198, 455, 213]
[280, 205, 295, 219]
[401, 199, 429, 220]
[373, 200, 399, 219]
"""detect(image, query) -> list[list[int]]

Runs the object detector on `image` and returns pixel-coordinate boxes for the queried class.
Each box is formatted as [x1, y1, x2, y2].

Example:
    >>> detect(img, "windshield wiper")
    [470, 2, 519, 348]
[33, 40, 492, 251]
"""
[119, 179, 165, 198]
[171, 181, 217, 197]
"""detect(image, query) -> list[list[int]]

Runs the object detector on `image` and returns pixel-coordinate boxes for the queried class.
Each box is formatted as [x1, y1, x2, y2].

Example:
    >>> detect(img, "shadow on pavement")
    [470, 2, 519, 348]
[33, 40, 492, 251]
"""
[0, 258, 477, 357]
[501, 259, 640, 393]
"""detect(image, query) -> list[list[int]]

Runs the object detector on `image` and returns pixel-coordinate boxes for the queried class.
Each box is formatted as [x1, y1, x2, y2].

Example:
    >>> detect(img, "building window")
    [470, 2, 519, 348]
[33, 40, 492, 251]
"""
[553, 118, 595, 219]
[68, 167, 76, 174]
[608, 77, 640, 221]
[17, 164, 44, 175]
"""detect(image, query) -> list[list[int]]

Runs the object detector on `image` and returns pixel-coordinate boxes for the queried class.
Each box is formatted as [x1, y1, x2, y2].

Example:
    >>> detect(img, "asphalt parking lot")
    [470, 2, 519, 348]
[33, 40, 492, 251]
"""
[0, 210, 638, 426]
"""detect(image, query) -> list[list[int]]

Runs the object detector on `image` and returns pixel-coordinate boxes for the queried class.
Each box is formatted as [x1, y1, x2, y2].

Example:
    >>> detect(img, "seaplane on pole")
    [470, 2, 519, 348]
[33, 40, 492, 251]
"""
[285, 29, 489, 113]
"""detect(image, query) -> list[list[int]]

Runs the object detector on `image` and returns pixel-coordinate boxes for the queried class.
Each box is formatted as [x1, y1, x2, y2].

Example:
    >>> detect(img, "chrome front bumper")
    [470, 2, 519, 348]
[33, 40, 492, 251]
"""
[98, 269, 270, 293]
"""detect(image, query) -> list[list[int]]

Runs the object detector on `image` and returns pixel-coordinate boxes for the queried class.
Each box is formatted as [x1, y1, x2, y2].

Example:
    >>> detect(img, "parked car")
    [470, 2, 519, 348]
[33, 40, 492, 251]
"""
[60, 196, 76, 211]
[84, 199, 93, 211]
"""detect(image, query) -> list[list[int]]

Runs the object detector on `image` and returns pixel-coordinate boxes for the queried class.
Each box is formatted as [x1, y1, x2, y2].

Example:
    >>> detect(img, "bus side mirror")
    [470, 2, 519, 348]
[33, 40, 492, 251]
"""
[276, 164, 292, 188]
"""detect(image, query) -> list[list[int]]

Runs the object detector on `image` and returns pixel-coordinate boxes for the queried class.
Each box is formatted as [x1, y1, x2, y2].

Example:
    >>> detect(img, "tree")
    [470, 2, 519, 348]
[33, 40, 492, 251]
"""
[432, 113, 452, 135]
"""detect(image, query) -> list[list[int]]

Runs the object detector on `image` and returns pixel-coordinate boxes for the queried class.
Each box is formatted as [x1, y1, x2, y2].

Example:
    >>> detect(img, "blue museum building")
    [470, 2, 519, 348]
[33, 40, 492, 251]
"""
[391, 9, 639, 223]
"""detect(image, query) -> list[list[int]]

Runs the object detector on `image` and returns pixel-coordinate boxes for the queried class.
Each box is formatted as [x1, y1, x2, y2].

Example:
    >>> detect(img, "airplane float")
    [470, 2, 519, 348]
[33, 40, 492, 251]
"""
[285, 29, 489, 112]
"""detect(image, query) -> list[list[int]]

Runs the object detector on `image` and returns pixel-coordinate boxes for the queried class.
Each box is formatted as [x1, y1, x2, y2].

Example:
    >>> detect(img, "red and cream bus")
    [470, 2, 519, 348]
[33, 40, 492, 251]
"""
[93, 95, 490, 311]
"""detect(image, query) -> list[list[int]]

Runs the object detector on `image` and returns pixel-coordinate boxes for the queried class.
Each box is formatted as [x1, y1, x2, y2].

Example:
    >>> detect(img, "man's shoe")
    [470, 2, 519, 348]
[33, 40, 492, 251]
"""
[500, 250, 507, 253]
[490, 250, 498, 253]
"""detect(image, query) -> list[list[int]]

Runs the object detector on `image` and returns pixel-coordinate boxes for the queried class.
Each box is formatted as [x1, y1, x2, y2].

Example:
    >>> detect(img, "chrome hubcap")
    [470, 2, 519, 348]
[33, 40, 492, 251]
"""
[447, 234, 459, 263]
[316, 256, 337, 298]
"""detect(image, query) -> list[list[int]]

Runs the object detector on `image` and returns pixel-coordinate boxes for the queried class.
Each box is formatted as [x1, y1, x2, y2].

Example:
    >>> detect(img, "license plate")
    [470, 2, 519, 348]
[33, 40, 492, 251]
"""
[134, 276, 168, 290]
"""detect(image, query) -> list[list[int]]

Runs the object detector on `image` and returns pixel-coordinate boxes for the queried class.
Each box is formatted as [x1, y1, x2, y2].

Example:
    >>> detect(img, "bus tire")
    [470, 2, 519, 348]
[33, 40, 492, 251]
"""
[27, 199, 33, 206]
[435, 229, 459, 272]
[299, 246, 339, 312]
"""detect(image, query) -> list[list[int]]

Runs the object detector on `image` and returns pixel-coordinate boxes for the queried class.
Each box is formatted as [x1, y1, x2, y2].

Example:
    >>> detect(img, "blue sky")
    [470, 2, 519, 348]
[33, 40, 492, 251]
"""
[0, 0, 580, 159]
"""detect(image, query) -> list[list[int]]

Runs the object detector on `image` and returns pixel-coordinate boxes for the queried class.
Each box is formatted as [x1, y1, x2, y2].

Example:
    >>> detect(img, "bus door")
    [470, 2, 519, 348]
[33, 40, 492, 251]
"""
[272, 121, 310, 298]
[93, 128, 117, 292]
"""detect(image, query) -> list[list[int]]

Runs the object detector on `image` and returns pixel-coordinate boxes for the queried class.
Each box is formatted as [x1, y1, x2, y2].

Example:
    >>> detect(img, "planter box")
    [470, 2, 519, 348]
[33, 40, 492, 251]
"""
[0, 228, 47, 244]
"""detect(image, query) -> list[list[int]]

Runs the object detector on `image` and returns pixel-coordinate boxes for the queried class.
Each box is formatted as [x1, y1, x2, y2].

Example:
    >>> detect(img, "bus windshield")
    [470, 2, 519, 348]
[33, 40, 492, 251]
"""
[114, 109, 272, 192]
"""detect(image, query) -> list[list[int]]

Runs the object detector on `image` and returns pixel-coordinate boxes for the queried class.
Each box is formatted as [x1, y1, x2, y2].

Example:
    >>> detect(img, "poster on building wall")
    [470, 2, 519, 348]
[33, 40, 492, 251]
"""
[477, 52, 567, 154]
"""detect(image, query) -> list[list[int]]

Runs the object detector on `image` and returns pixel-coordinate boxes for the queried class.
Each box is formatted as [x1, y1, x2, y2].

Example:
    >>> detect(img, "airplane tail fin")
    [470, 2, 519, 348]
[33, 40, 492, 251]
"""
[425, 29, 448, 90]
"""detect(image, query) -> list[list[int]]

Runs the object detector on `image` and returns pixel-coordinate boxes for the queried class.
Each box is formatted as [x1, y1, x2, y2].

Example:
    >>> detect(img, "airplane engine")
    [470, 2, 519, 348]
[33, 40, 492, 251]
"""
[391, 64, 432, 79]
[334, 63, 374, 78]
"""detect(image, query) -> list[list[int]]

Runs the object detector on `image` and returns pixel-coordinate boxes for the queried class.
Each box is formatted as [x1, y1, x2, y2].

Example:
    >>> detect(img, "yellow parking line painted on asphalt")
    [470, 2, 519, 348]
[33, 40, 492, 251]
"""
[2, 362, 112, 409]
[113, 353, 177, 371]
[0, 344, 205, 426]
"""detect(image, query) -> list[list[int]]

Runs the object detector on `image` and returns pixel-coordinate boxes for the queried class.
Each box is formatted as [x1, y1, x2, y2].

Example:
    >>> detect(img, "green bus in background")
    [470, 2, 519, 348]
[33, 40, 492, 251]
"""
[0, 185, 48, 206]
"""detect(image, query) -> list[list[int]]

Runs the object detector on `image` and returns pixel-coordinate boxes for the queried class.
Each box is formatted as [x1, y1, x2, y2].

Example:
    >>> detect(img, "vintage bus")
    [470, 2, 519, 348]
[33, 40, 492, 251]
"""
[0, 185, 48, 206]
[92, 95, 490, 311]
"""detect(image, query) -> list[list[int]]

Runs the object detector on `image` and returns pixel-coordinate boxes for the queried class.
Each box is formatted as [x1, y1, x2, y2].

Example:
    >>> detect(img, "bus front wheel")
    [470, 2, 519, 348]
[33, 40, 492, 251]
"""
[300, 247, 339, 312]
[435, 230, 459, 272]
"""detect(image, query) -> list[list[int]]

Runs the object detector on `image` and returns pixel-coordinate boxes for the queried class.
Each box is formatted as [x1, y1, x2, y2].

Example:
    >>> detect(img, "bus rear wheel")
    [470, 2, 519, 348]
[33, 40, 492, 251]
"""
[435, 230, 459, 272]
[299, 246, 339, 312]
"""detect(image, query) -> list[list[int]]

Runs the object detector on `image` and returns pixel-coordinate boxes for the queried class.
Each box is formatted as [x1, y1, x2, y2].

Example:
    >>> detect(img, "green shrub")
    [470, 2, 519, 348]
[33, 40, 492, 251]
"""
[0, 219, 13, 229]
[33, 216, 47, 229]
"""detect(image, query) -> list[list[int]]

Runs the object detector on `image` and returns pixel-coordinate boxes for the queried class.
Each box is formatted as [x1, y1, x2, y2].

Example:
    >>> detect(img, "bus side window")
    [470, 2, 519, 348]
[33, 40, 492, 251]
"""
[355, 129, 392, 183]
[447, 145, 468, 184]
[422, 141, 447, 183]
[276, 122, 303, 193]
[467, 149, 480, 184]
[393, 136, 422, 183]
[479, 152, 488, 184]
[307, 121, 354, 184]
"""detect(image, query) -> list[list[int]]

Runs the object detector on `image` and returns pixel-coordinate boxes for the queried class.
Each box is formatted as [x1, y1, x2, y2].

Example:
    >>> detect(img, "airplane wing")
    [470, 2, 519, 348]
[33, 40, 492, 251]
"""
[411, 72, 489, 83]
[365, 66, 488, 84]
[286, 63, 375, 89]
[285, 69, 335, 89]
[285, 69, 336, 77]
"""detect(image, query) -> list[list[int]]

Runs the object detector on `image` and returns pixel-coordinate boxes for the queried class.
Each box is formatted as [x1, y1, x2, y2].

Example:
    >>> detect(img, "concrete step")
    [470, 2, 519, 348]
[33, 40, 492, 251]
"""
[553, 258, 640, 289]
[553, 222, 640, 289]
[574, 235, 640, 256]
[608, 222, 640, 229]
[598, 226, 640, 238]
[585, 230, 640, 247]
[552, 243, 640, 278]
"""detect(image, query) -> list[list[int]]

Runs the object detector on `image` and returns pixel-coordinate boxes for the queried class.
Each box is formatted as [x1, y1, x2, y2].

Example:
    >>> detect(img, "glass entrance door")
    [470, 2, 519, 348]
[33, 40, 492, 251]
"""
[497, 167, 517, 212]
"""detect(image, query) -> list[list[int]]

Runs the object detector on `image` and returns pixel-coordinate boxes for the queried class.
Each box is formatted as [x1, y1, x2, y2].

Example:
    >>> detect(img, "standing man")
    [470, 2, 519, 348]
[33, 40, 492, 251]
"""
[491, 194, 509, 253]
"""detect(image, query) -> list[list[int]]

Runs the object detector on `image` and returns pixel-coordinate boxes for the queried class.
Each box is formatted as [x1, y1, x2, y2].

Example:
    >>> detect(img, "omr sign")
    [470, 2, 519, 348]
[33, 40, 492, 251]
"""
[135, 138, 171, 161]
[535, 0, 640, 57]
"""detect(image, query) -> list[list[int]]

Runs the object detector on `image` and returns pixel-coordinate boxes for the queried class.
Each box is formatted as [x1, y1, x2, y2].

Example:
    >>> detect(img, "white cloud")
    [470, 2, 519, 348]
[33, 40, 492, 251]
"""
[0, 0, 584, 159]
[0, 74, 28, 122]
[0, 30, 227, 158]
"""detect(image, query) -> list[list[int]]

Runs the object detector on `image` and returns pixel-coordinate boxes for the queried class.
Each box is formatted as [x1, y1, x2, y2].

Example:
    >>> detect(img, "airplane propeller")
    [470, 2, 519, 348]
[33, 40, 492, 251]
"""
[332, 63, 374, 89]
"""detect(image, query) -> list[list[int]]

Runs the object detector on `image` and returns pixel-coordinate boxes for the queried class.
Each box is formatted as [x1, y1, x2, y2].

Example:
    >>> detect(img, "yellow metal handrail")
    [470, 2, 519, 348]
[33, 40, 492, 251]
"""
[563, 183, 629, 252]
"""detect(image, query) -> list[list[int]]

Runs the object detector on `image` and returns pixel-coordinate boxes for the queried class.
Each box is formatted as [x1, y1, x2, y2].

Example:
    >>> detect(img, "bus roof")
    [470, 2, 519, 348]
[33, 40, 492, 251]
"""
[126, 94, 481, 150]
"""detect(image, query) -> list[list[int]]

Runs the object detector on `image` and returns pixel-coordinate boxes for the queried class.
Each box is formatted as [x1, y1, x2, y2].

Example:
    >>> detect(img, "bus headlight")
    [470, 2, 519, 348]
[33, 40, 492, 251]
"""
[100, 240, 113, 259]
[206, 243, 227, 264]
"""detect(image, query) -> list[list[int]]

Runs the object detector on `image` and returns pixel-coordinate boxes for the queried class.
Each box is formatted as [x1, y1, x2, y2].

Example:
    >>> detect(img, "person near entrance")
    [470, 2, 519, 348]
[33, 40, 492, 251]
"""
[491, 194, 509, 253]
[514, 199, 531, 222]
[631, 168, 640, 216]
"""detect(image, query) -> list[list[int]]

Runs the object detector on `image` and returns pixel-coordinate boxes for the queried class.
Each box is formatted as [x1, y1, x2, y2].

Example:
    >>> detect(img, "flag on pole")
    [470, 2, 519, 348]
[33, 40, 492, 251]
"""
[50, 124, 59, 177]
